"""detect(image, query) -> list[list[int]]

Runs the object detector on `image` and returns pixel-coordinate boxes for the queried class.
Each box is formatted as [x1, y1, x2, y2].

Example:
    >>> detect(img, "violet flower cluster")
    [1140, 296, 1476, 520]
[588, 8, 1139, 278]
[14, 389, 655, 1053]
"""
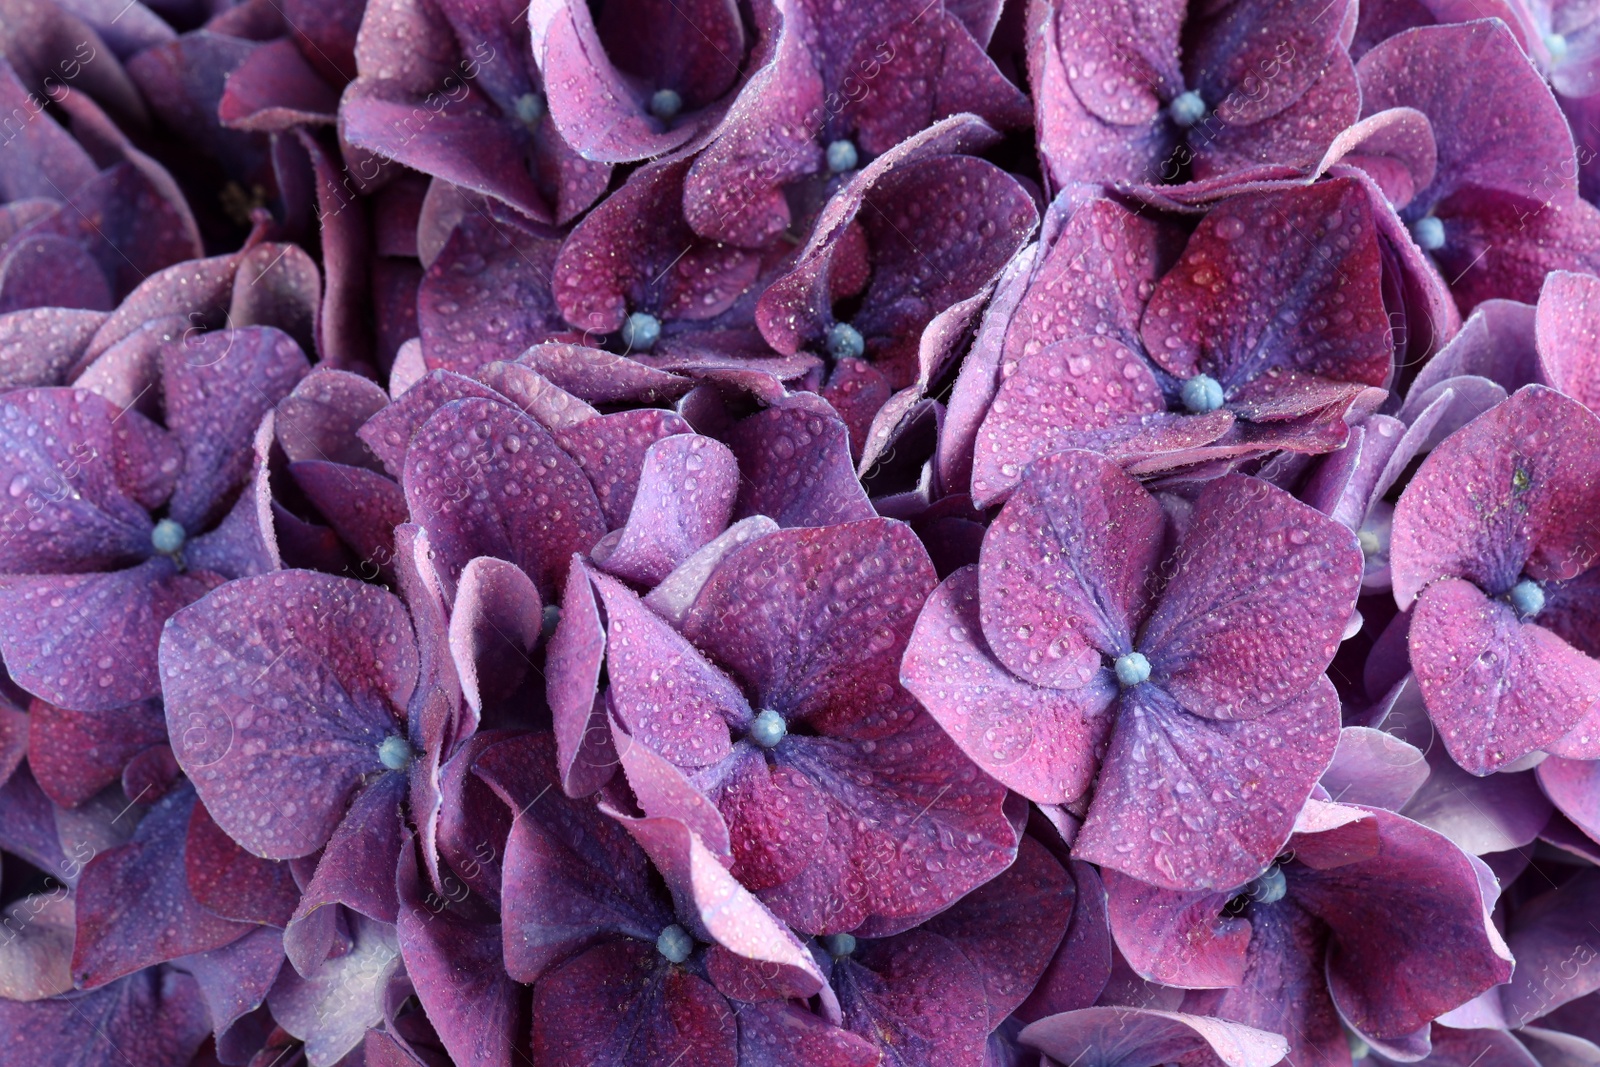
[0, 0, 1599, 1064]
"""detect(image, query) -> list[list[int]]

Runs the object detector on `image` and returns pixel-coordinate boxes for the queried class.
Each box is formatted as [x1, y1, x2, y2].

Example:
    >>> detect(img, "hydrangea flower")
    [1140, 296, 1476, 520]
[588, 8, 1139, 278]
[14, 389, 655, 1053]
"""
[903, 450, 1362, 890]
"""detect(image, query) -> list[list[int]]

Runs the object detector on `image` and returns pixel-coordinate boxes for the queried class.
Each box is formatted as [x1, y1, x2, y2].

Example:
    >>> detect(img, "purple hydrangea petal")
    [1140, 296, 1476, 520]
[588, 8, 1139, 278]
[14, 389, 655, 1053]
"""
[517, 342, 692, 405]
[275, 368, 390, 471]
[1138, 474, 1362, 721]
[402, 396, 606, 599]
[552, 408, 692, 529]
[1539, 756, 1600, 847]
[161, 571, 418, 859]
[1101, 871, 1246, 989]
[1075, 677, 1340, 891]
[902, 565, 1117, 805]
[1536, 270, 1600, 413]
[395, 836, 520, 1067]
[833, 929, 991, 1067]
[0, 232, 111, 313]
[735, 999, 881, 1067]
[0, 560, 219, 711]
[500, 734, 670, 983]
[448, 555, 542, 716]
[1141, 180, 1390, 398]
[217, 37, 340, 130]
[72, 783, 250, 988]
[185, 798, 299, 927]
[0, 56, 98, 200]
[979, 449, 1165, 690]
[359, 369, 504, 477]
[0, 892, 75, 1000]
[416, 211, 568, 374]
[726, 394, 875, 529]
[171, 924, 284, 1057]
[1357, 20, 1574, 210]
[1392, 385, 1600, 609]
[1019, 860, 1113, 1019]
[591, 433, 738, 588]
[26, 698, 166, 808]
[1319, 726, 1430, 811]
[531, 938, 736, 1065]
[546, 561, 616, 798]
[1019, 1007, 1289, 1067]
[267, 913, 401, 1065]
[0, 969, 211, 1067]
[1292, 805, 1515, 1040]
[1498, 869, 1600, 1024]
[1431, 187, 1600, 313]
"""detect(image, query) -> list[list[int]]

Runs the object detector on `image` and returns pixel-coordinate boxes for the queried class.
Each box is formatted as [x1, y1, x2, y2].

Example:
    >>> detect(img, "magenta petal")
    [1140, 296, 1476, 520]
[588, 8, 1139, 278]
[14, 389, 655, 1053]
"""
[1139, 474, 1362, 721]
[546, 562, 617, 798]
[1076, 678, 1341, 891]
[1140, 179, 1390, 394]
[1292, 806, 1514, 1039]
[1431, 187, 1600, 314]
[185, 799, 299, 927]
[0, 969, 211, 1067]
[726, 394, 874, 528]
[1357, 20, 1574, 209]
[531, 938, 736, 1066]
[0, 560, 216, 711]
[291, 460, 409, 577]
[0, 308, 104, 387]
[902, 566, 1117, 805]
[614, 809, 824, 998]
[275, 368, 391, 470]
[613, 714, 732, 859]
[27, 698, 167, 808]
[592, 434, 738, 588]
[1391, 386, 1600, 610]
[395, 837, 520, 1067]
[72, 783, 249, 988]
[833, 930, 990, 1067]
[1019, 1007, 1289, 1067]
[403, 396, 606, 599]
[1102, 871, 1247, 989]
[1410, 577, 1600, 773]
[980, 449, 1165, 690]
[1020, 860, 1114, 1019]
[683, 518, 933, 739]
[161, 571, 418, 859]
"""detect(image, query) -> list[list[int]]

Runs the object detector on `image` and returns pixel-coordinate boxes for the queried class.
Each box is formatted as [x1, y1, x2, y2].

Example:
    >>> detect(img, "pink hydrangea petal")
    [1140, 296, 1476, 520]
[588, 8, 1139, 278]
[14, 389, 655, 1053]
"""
[1102, 871, 1246, 989]
[1076, 677, 1340, 891]
[902, 566, 1117, 805]
[546, 562, 617, 798]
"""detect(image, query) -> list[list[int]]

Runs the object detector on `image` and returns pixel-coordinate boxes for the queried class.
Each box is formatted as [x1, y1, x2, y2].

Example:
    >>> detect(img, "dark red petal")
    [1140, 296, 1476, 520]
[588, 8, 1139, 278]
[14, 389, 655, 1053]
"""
[185, 798, 299, 927]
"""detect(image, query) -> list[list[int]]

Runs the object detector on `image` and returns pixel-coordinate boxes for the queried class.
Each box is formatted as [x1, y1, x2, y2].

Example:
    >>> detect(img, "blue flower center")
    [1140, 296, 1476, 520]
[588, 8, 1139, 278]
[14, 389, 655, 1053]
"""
[1509, 579, 1545, 619]
[378, 734, 413, 771]
[622, 312, 662, 352]
[1247, 864, 1287, 904]
[826, 140, 859, 173]
[749, 708, 787, 749]
[649, 89, 683, 121]
[827, 322, 865, 361]
[1114, 652, 1151, 688]
[1169, 90, 1207, 127]
[1547, 32, 1570, 63]
[151, 518, 186, 556]
[541, 603, 562, 639]
[514, 92, 546, 128]
[1411, 216, 1445, 252]
[656, 923, 694, 963]
[823, 933, 856, 958]
[1181, 374, 1225, 414]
